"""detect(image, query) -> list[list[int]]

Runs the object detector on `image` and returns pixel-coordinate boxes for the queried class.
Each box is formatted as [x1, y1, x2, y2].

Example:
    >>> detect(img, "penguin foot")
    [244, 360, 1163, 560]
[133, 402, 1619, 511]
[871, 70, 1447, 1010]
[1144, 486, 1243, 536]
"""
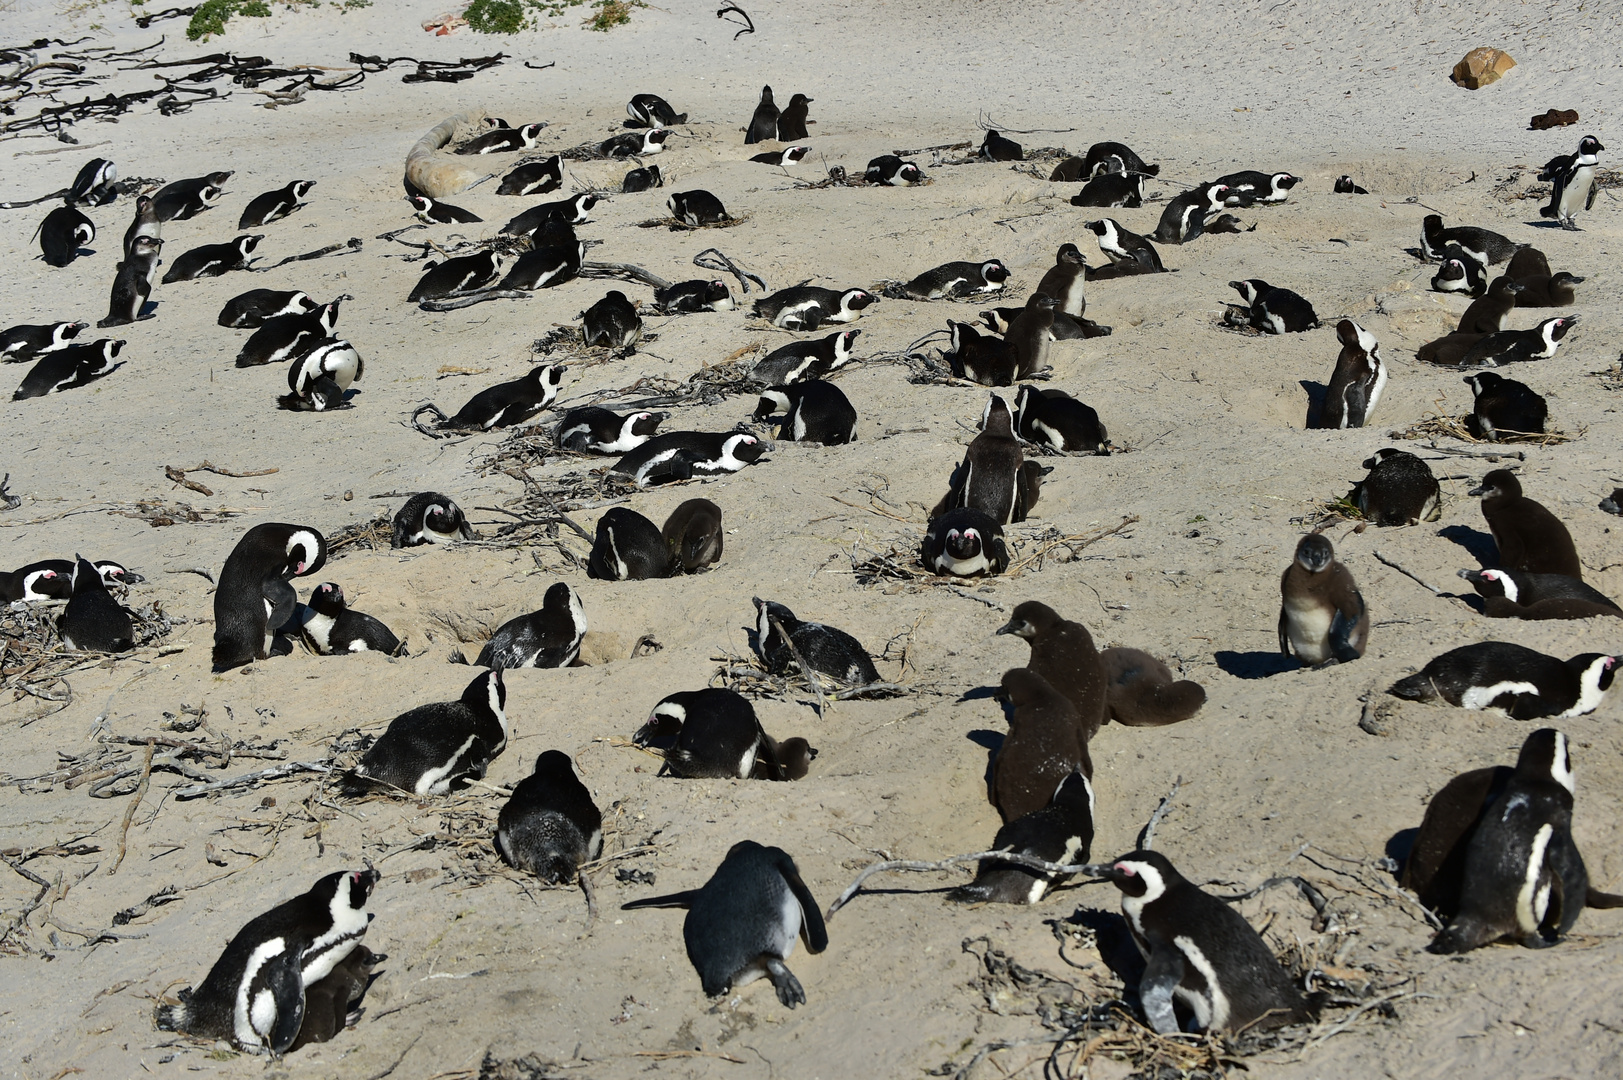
[764, 958, 806, 1008]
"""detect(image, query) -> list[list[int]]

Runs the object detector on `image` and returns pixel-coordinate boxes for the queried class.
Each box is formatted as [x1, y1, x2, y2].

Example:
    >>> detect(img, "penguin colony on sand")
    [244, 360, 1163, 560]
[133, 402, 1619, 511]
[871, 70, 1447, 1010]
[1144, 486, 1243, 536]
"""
[2, 81, 1617, 1054]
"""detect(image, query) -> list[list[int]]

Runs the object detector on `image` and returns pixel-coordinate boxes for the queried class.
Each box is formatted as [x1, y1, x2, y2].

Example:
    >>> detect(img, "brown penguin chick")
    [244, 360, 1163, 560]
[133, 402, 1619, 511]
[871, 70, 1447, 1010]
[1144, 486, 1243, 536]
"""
[1278, 534, 1369, 668]
[776, 93, 812, 141]
[1416, 331, 1489, 366]
[1505, 245, 1552, 282]
[1033, 245, 1087, 317]
[1400, 765, 1513, 920]
[1470, 469, 1582, 578]
[1006, 292, 1058, 379]
[995, 601, 1109, 744]
[288, 944, 385, 1050]
[1458, 276, 1526, 334]
[931, 395, 1038, 525]
[990, 668, 1090, 824]
[662, 498, 723, 573]
[1514, 271, 1583, 307]
[1099, 647, 1206, 727]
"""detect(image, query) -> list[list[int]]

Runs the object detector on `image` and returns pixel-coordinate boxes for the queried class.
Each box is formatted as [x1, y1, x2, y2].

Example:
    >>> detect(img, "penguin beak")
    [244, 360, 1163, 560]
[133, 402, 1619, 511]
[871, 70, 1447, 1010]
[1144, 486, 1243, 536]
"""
[1467, 484, 1488, 497]
[994, 619, 1021, 636]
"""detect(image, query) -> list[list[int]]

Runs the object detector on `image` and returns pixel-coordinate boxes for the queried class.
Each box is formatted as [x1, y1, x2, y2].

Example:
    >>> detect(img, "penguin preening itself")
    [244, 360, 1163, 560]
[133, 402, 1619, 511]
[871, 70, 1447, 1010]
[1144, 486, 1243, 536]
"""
[752, 145, 811, 167]
[236, 298, 342, 368]
[457, 122, 546, 155]
[627, 93, 686, 127]
[1215, 170, 1300, 206]
[1464, 371, 1546, 441]
[58, 555, 135, 653]
[1078, 141, 1159, 178]
[161, 235, 262, 283]
[154, 869, 378, 1055]
[1348, 448, 1441, 526]
[654, 279, 733, 313]
[555, 407, 665, 454]
[609, 431, 765, 487]
[1100, 648, 1206, 727]
[894, 259, 1009, 301]
[392, 492, 475, 548]
[1458, 276, 1526, 334]
[754, 380, 858, 445]
[239, 180, 315, 229]
[1013, 385, 1109, 454]
[1085, 218, 1166, 275]
[621, 841, 827, 1008]
[97, 235, 162, 328]
[1389, 643, 1618, 719]
[475, 581, 586, 670]
[1458, 568, 1621, 621]
[931, 395, 1042, 525]
[864, 155, 924, 185]
[67, 158, 118, 206]
[1421, 214, 1522, 265]
[996, 600, 1108, 744]
[121, 193, 159, 259]
[1082, 851, 1310, 1035]
[152, 170, 232, 221]
[1470, 469, 1582, 578]
[1540, 134, 1603, 229]
[632, 688, 813, 781]
[1278, 534, 1369, 668]
[744, 86, 779, 144]
[750, 329, 860, 386]
[581, 290, 643, 349]
[777, 93, 812, 141]
[38, 205, 95, 267]
[300, 583, 402, 655]
[212, 523, 326, 671]
[1152, 182, 1229, 244]
[1316, 320, 1387, 429]
[346, 670, 509, 795]
[921, 508, 1008, 577]
[947, 772, 1094, 905]
[218, 289, 318, 329]
[622, 165, 663, 192]
[991, 668, 1090, 824]
[497, 155, 564, 197]
[418, 363, 567, 432]
[13, 338, 124, 400]
[752, 286, 876, 330]
[1227, 279, 1318, 334]
[0, 320, 87, 361]
[410, 194, 481, 225]
[752, 597, 880, 687]
[600, 128, 671, 158]
[495, 751, 603, 883]
[281, 339, 362, 412]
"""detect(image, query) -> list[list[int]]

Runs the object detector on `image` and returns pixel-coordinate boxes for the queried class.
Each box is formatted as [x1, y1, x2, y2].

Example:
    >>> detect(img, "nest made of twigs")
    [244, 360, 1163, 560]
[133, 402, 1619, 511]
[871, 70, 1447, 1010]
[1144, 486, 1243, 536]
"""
[634, 214, 750, 232]
[1389, 412, 1577, 447]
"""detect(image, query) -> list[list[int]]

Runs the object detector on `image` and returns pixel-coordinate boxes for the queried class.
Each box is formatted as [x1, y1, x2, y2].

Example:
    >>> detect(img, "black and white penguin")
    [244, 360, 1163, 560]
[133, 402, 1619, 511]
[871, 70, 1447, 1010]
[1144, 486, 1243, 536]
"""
[1101, 647, 1206, 727]
[499, 241, 584, 291]
[1514, 271, 1583, 308]
[497, 155, 564, 197]
[1458, 568, 1621, 621]
[777, 94, 812, 141]
[1228, 279, 1319, 333]
[750, 329, 861, 385]
[13, 338, 123, 400]
[500, 194, 598, 237]
[240, 181, 315, 229]
[1430, 251, 1487, 297]
[1215, 170, 1299, 206]
[67, 158, 118, 206]
[663, 498, 724, 573]
[622, 165, 663, 193]
[429, 363, 567, 431]
[1464, 371, 1546, 441]
[753, 380, 857, 445]
[588, 507, 671, 581]
[1317, 320, 1387, 429]
[1470, 469, 1582, 577]
[633, 688, 813, 781]
[391, 492, 474, 547]
[346, 670, 508, 795]
[601, 128, 671, 158]
[621, 841, 827, 1007]
[58, 555, 135, 653]
[218, 289, 318, 329]
[1539, 135, 1603, 229]
[300, 583, 402, 655]
[1012, 384, 1109, 454]
[979, 129, 1023, 161]
[1458, 276, 1526, 334]
[1458, 315, 1577, 366]
[407, 251, 503, 303]
[161, 235, 261, 283]
[457, 122, 546, 155]
[932, 395, 1041, 525]
[1079, 141, 1158, 178]
[744, 86, 779, 145]
[212, 522, 326, 671]
[38, 205, 95, 267]
[410, 194, 481, 225]
[752, 286, 876, 330]
[1278, 534, 1369, 668]
[1152, 183, 1229, 244]
[287, 943, 383, 1052]
[752, 597, 879, 686]
[97, 235, 162, 328]
[1334, 175, 1369, 194]
[121, 194, 160, 259]
[155, 869, 378, 1055]
[921, 507, 1009, 577]
[1348, 448, 1441, 526]
[1084, 217, 1165, 274]
[1069, 169, 1143, 208]
[476, 582, 586, 670]
[897, 259, 1009, 301]
[1421, 214, 1522, 265]
[555, 407, 665, 454]
[979, 307, 1109, 341]
[495, 751, 603, 883]
[654, 279, 734, 313]
[1082, 850, 1310, 1034]
[996, 600, 1108, 744]
[284, 339, 362, 410]
[947, 772, 1094, 905]
[0, 562, 70, 602]
[610, 431, 765, 487]
[627, 93, 686, 127]
[667, 190, 729, 226]
[152, 171, 232, 221]
[864, 155, 924, 185]
[0, 320, 86, 361]
[753, 145, 811, 167]
[1390, 644, 1617, 719]
[581, 290, 642, 349]
[235, 297, 341, 368]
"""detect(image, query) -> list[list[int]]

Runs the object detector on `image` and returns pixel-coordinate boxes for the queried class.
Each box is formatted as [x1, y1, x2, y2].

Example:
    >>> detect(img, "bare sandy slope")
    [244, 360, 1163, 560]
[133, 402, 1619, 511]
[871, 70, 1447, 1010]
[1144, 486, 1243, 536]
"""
[2, 2, 1621, 1078]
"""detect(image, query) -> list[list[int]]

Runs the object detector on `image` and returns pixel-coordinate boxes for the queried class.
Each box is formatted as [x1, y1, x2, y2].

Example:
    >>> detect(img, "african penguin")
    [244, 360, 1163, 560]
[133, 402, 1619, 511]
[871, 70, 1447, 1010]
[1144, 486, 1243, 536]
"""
[429, 363, 566, 431]
[152, 171, 232, 221]
[1, 320, 87, 361]
[991, 668, 1091, 824]
[752, 287, 876, 330]
[1539, 135, 1603, 229]
[1152, 183, 1229, 244]
[864, 155, 924, 185]
[1069, 170, 1143, 208]
[752, 598, 880, 686]
[235, 298, 341, 368]
[931, 395, 1041, 525]
[601, 128, 671, 158]
[1458, 568, 1621, 621]
[627, 93, 686, 127]
[1214, 170, 1299, 206]
[497, 155, 564, 197]
[752, 145, 811, 167]
[346, 670, 508, 795]
[947, 772, 1094, 905]
[996, 600, 1109, 744]
[495, 751, 603, 883]
[97, 235, 162, 328]
[0, 563, 71, 602]
[555, 407, 665, 454]
[654, 279, 734, 313]
[622, 165, 663, 192]
[218, 289, 319, 329]
[750, 329, 860, 386]
[161, 235, 262, 283]
[411, 194, 482, 225]
[921, 508, 1009, 577]
[1458, 276, 1526, 334]
[13, 338, 123, 400]
[476, 582, 586, 670]
[582, 291, 642, 349]
[1470, 470, 1582, 577]
[980, 130, 1023, 161]
[588, 507, 672, 581]
[1004, 293, 1058, 379]
[500, 194, 598, 237]
[287, 943, 383, 1052]
[282, 339, 362, 410]
[121, 193, 160, 259]
[212, 523, 326, 671]
[68, 157, 118, 206]
[1228, 279, 1318, 333]
[498, 241, 584, 291]
[1514, 272, 1583, 308]
[1389, 644, 1618, 719]
[1034, 245, 1088, 317]
[753, 380, 858, 445]
[896, 260, 1009, 301]
[777, 94, 812, 141]
[38, 205, 95, 267]
[391, 492, 474, 547]
[744, 86, 779, 145]
[632, 688, 813, 781]
[1100, 648, 1206, 727]
[300, 583, 402, 655]
[239, 181, 315, 229]
[407, 251, 503, 303]
[1334, 175, 1369, 194]
[1421, 214, 1522, 265]
[1458, 316, 1577, 366]
[1085, 218, 1165, 273]
[1012, 384, 1109, 454]
[980, 307, 1109, 341]
[58, 555, 135, 653]
[1430, 251, 1487, 297]
[1464, 371, 1546, 441]
[1316, 320, 1386, 429]
[1348, 449, 1441, 526]
[609, 431, 764, 487]
[1278, 534, 1369, 668]
[457, 122, 546, 155]
[1079, 142, 1158, 178]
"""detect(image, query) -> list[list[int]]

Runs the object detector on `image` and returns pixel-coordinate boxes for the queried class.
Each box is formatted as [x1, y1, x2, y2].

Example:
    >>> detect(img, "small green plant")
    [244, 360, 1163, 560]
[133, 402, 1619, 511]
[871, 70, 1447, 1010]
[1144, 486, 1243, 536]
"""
[465, 0, 638, 34]
[585, 0, 642, 31]
[186, 0, 271, 40]
[463, 0, 533, 34]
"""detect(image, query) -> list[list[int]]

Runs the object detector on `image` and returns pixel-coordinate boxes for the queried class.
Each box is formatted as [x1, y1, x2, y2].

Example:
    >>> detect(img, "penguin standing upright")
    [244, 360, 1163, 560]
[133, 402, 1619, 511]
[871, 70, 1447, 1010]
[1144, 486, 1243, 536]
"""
[1316, 320, 1386, 429]
[932, 395, 1041, 525]
[1278, 534, 1368, 667]
[212, 523, 327, 671]
[1034, 245, 1088, 317]
[1458, 276, 1526, 334]
[995, 601, 1109, 743]
[98, 235, 162, 328]
[495, 751, 603, 883]
[777, 94, 812, 141]
[1539, 135, 1603, 229]
[122, 194, 160, 258]
[991, 668, 1090, 824]
[745, 86, 779, 144]
[58, 555, 134, 653]
[346, 670, 508, 795]
[621, 841, 828, 1007]
[1470, 470, 1581, 577]
[476, 582, 586, 670]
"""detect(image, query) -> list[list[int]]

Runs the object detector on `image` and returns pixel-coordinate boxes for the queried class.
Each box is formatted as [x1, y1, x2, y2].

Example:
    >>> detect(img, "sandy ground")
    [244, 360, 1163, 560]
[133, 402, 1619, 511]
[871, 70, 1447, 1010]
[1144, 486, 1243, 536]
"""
[2, 1, 1622, 1078]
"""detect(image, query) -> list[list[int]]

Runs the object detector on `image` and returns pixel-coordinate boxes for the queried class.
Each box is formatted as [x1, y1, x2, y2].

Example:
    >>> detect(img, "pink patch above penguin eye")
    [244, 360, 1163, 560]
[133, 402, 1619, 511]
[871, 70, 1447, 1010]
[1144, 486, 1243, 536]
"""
[1116, 863, 1136, 876]
[296, 561, 306, 574]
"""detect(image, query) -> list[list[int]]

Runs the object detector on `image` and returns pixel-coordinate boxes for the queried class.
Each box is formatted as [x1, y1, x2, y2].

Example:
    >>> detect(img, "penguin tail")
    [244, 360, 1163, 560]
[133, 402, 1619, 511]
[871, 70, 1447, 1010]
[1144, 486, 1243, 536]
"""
[944, 882, 993, 904]
[448, 648, 469, 665]
[1142, 164, 1161, 176]
[1388, 672, 1437, 702]
[1587, 887, 1623, 909]
[153, 998, 192, 1032]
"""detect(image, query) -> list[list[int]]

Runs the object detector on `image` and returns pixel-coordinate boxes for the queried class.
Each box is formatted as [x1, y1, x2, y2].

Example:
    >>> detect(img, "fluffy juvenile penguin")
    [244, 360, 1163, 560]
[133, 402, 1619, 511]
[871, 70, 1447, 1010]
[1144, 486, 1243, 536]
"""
[621, 841, 827, 1007]
[1034, 244, 1088, 317]
[1458, 568, 1620, 621]
[1540, 134, 1603, 229]
[346, 670, 508, 795]
[475, 582, 586, 670]
[1082, 851, 1310, 1034]
[497, 155, 564, 197]
[1389, 644, 1617, 719]
[753, 380, 858, 445]
[1005, 293, 1058, 377]
[932, 395, 1040, 525]
[1459, 276, 1526, 334]
[1348, 448, 1441, 526]
[1464, 372, 1546, 440]
[212, 523, 326, 671]
[996, 601, 1108, 743]
[1013, 385, 1109, 454]
[240, 180, 315, 229]
[777, 93, 812, 141]
[609, 431, 764, 487]
[750, 329, 861, 386]
[217, 289, 318, 329]
[495, 751, 603, 883]
[753, 597, 880, 686]
[555, 407, 665, 454]
[1316, 320, 1387, 429]
[633, 688, 813, 781]
[98, 235, 162, 327]
[947, 771, 1094, 905]
[588, 507, 672, 581]
[1278, 534, 1368, 668]
[13, 338, 123, 399]
[1099, 648, 1206, 727]
[582, 290, 642, 349]
[300, 583, 402, 656]
[663, 498, 724, 572]
[921, 508, 1009, 577]
[1515, 272, 1583, 307]
[744, 86, 779, 144]
[391, 492, 475, 548]
[992, 668, 1090, 824]
[161, 235, 262, 283]
[38, 205, 95, 267]
[1470, 470, 1581, 578]
[287, 944, 383, 1052]
[58, 555, 134, 653]
[429, 364, 567, 432]
[155, 869, 378, 1055]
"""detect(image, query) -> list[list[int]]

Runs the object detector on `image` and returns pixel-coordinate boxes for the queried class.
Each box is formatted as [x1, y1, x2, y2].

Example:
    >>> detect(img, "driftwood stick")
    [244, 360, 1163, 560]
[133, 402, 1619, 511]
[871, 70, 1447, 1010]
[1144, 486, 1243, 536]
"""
[580, 260, 673, 289]
[173, 761, 330, 800]
[825, 850, 1095, 920]
[109, 739, 154, 875]
[419, 289, 533, 312]
[1372, 550, 1443, 596]
[1136, 775, 1183, 850]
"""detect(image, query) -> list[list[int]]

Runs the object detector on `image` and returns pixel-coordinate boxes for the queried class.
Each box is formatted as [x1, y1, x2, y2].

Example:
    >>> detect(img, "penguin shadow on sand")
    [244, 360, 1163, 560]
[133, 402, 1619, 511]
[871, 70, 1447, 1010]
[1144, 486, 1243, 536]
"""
[958, 683, 1008, 803]
[1299, 379, 1327, 429]
[1439, 523, 1498, 568]
[1213, 650, 1297, 680]
[1055, 903, 1148, 1001]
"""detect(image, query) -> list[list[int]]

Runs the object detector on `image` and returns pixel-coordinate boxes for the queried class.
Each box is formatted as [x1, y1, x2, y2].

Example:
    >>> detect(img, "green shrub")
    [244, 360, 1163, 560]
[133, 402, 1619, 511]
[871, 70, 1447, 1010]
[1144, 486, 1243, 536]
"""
[186, 0, 271, 41]
[465, 0, 640, 34]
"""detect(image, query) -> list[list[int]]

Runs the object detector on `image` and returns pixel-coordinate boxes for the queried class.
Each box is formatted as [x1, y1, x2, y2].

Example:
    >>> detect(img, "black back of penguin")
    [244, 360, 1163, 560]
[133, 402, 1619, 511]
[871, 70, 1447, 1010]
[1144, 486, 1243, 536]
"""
[496, 750, 603, 883]
[948, 771, 1094, 905]
[932, 395, 1037, 525]
[588, 507, 672, 581]
[39, 205, 95, 267]
[1464, 372, 1546, 440]
[753, 597, 879, 686]
[152, 171, 232, 221]
[13, 339, 123, 400]
[99, 236, 161, 328]
[239, 180, 315, 229]
[1013, 384, 1109, 454]
[212, 522, 326, 671]
[753, 380, 857, 445]
[1350, 448, 1440, 526]
[634, 687, 764, 779]
[59, 555, 134, 653]
[1388, 642, 1617, 719]
[582, 290, 642, 349]
[745, 85, 779, 144]
[477, 582, 586, 669]
[750, 329, 860, 386]
[348, 670, 508, 795]
[1317, 320, 1386, 429]
[442, 363, 566, 431]
[301, 582, 402, 656]
[555, 406, 665, 454]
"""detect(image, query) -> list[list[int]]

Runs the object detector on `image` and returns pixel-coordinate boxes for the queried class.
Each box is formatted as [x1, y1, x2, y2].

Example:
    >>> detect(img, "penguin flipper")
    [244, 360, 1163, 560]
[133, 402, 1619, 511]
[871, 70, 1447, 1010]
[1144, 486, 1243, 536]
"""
[780, 863, 828, 953]
[264, 578, 298, 635]
[1138, 944, 1185, 1035]
[1586, 887, 1623, 909]
[1327, 606, 1365, 664]
[262, 952, 307, 1055]
[621, 889, 700, 910]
